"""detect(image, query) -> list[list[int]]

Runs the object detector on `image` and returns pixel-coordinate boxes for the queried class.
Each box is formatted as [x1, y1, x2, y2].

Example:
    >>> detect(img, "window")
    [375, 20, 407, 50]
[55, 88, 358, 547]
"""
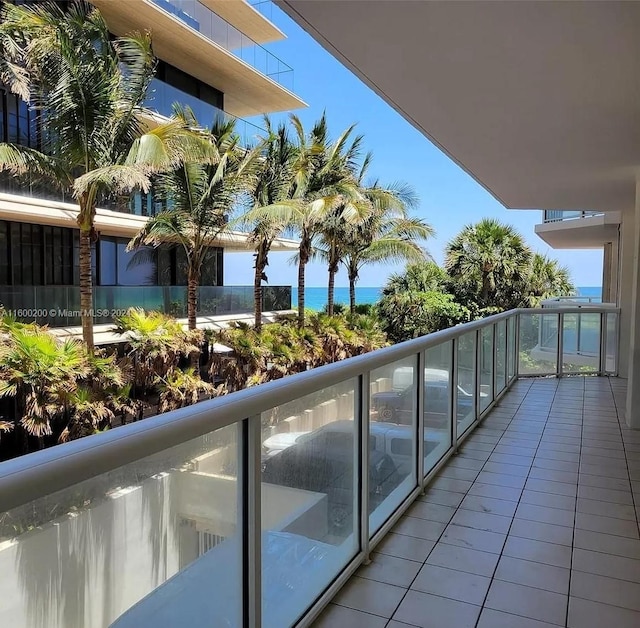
[98, 236, 157, 286]
[0, 222, 8, 284]
[0, 221, 78, 286]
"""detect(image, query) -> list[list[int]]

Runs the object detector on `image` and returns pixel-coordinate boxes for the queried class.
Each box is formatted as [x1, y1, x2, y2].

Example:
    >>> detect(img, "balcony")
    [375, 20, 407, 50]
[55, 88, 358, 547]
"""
[0, 285, 292, 327]
[145, 78, 266, 146]
[2, 306, 638, 628]
[543, 210, 605, 223]
[92, 0, 306, 117]
[315, 375, 638, 628]
[535, 211, 621, 250]
[149, 0, 294, 91]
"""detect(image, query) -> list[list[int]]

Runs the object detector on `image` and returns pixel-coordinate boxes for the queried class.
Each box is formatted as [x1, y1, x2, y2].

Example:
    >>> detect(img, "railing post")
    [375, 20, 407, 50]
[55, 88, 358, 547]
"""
[475, 329, 481, 422]
[557, 312, 564, 378]
[514, 313, 521, 381]
[492, 323, 497, 401]
[417, 351, 425, 488]
[359, 372, 371, 564]
[599, 311, 607, 376]
[243, 416, 262, 628]
[451, 338, 459, 452]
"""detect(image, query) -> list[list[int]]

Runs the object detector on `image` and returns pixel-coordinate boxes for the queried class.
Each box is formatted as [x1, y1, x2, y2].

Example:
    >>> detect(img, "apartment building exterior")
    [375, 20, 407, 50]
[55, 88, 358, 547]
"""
[0, 0, 305, 328]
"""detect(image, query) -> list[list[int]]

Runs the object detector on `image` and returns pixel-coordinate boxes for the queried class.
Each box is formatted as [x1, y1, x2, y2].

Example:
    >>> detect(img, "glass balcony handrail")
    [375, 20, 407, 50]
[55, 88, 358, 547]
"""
[543, 210, 604, 223]
[144, 78, 266, 146]
[0, 305, 620, 627]
[542, 296, 615, 308]
[0, 304, 619, 509]
[0, 285, 292, 327]
[150, 0, 294, 92]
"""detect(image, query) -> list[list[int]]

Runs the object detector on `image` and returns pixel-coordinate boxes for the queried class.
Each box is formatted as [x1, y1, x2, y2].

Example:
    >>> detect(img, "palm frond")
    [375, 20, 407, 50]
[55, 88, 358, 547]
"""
[73, 164, 152, 198]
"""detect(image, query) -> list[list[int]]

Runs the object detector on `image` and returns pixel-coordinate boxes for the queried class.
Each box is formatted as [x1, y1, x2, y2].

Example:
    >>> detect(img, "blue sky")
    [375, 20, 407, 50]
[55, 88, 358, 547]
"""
[224, 4, 603, 289]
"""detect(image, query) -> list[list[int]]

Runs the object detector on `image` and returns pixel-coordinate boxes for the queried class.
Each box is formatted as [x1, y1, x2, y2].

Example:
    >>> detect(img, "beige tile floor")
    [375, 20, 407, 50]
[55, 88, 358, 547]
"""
[313, 377, 640, 628]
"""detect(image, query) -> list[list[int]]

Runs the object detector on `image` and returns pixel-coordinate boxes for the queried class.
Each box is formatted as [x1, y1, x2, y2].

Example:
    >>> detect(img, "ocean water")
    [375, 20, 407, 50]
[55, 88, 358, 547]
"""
[292, 286, 602, 312]
[576, 286, 602, 299]
[292, 287, 382, 311]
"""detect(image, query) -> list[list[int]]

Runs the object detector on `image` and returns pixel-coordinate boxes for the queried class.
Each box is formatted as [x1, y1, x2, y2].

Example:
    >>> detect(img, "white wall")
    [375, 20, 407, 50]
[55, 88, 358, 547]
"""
[0, 467, 328, 628]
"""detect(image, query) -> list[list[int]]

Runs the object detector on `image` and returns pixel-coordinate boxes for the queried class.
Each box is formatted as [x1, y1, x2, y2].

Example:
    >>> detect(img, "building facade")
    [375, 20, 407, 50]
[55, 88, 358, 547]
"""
[0, 0, 304, 328]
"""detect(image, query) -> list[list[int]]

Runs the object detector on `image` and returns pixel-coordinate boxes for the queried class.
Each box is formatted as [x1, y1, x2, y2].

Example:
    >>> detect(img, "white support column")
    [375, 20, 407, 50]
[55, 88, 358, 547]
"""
[625, 181, 640, 428]
[618, 208, 634, 378]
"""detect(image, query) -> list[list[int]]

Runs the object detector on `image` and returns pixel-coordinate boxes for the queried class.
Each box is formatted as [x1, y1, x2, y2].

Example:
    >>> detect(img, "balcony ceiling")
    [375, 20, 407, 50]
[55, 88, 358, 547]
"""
[94, 0, 305, 117]
[278, 0, 640, 213]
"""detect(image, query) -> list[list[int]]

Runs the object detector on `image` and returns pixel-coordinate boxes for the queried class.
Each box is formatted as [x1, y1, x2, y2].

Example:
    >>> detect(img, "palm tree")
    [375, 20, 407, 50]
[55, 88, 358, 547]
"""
[0, 318, 88, 441]
[291, 116, 369, 325]
[319, 153, 433, 316]
[129, 113, 261, 330]
[445, 218, 532, 308]
[242, 118, 296, 331]
[522, 253, 575, 306]
[382, 260, 450, 296]
[341, 209, 433, 315]
[0, 1, 202, 351]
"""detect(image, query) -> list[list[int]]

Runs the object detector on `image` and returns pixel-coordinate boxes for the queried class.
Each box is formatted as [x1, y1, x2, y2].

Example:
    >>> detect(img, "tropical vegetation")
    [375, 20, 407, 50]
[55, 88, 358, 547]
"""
[0, 4, 577, 463]
[376, 220, 575, 342]
[0, 0, 205, 351]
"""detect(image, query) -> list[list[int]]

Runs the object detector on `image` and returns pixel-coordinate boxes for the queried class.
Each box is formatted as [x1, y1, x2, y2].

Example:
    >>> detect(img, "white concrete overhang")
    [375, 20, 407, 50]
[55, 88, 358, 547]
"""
[535, 212, 621, 249]
[278, 0, 640, 214]
[0, 192, 298, 252]
[93, 0, 306, 117]
[201, 0, 285, 44]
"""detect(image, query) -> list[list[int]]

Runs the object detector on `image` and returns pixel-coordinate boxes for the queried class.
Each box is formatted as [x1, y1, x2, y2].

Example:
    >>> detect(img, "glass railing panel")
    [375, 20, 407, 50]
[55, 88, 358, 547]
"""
[480, 326, 494, 413]
[369, 357, 418, 535]
[605, 312, 618, 374]
[456, 332, 477, 435]
[495, 320, 507, 396]
[0, 423, 241, 628]
[145, 79, 266, 145]
[150, 0, 294, 90]
[507, 315, 516, 380]
[424, 342, 453, 473]
[543, 210, 604, 223]
[1, 286, 292, 326]
[518, 312, 558, 375]
[562, 312, 600, 374]
[260, 380, 359, 627]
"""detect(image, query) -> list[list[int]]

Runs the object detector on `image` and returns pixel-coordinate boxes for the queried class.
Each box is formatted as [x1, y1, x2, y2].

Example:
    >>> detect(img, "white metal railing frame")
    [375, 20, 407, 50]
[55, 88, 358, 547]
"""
[0, 305, 620, 627]
[542, 210, 604, 223]
[542, 296, 614, 308]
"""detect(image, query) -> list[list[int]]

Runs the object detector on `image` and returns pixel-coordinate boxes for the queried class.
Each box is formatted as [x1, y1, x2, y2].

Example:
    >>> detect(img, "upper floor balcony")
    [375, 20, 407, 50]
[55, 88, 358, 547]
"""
[92, 0, 306, 117]
[543, 210, 604, 223]
[2, 304, 637, 628]
[149, 0, 293, 91]
[535, 210, 621, 250]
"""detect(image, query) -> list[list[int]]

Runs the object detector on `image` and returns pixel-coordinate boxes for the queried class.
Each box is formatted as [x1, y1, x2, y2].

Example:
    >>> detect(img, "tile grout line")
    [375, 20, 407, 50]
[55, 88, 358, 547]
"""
[471, 378, 550, 628]
[564, 375, 585, 628]
[608, 376, 640, 539]
[381, 380, 535, 628]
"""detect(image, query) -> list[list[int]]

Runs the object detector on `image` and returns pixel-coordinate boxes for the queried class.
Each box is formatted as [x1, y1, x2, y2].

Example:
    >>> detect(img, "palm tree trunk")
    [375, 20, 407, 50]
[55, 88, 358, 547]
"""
[481, 273, 491, 306]
[187, 265, 198, 330]
[298, 234, 310, 328]
[297, 255, 306, 327]
[254, 253, 264, 332]
[349, 267, 357, 316]
[327, 258, 338, 316]
[78, 225, 94, 354]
